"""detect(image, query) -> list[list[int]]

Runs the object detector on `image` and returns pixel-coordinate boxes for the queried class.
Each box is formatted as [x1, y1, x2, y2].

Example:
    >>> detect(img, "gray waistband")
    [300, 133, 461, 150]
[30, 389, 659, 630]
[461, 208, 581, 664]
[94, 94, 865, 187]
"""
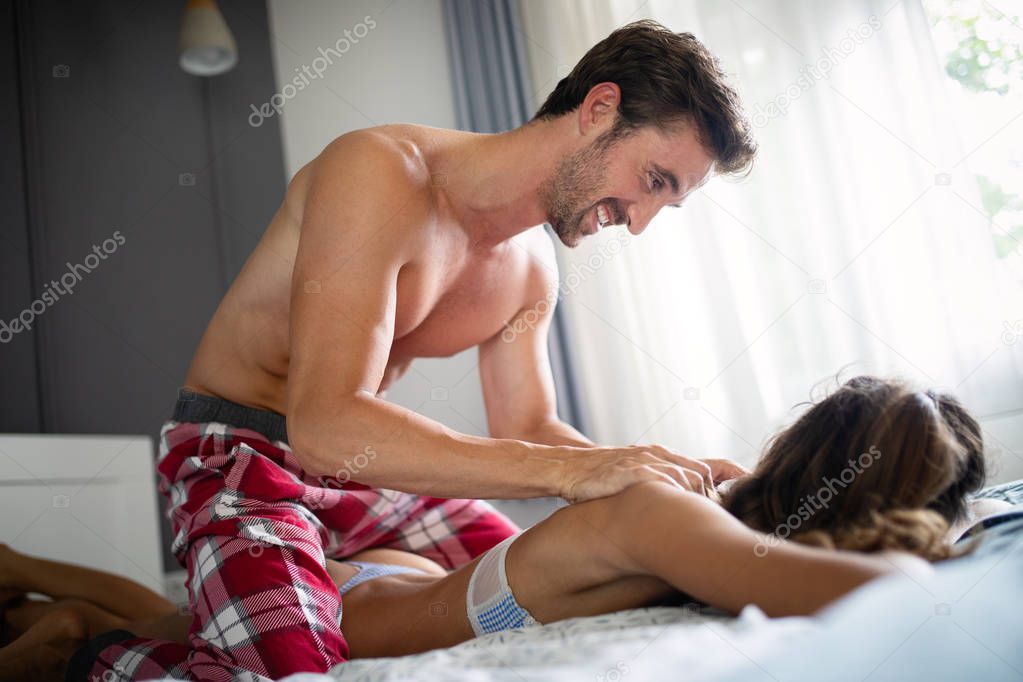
[171, 388, 289, 444]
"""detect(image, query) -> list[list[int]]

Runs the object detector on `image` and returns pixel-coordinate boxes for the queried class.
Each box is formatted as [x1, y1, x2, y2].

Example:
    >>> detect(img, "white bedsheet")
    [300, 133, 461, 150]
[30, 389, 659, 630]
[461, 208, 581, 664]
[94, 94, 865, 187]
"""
[273, 520, 1023, 682]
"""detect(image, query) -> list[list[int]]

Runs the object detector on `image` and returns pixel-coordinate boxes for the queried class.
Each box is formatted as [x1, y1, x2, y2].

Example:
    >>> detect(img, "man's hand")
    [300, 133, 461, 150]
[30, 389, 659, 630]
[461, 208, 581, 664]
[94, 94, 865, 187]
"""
[557, 445, 749, 503]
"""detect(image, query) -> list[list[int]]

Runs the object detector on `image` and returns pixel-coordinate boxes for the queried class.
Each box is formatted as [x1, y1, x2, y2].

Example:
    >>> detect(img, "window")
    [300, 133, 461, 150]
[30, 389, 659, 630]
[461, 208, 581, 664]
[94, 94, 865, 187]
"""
[923, 0, 1023, 287]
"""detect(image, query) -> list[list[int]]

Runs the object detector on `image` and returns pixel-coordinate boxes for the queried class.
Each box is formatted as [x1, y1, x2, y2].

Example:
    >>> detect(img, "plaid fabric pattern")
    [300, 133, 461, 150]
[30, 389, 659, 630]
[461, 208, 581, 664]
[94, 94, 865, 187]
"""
[474, 592, 540, 635]
[86, 419, 519, 681]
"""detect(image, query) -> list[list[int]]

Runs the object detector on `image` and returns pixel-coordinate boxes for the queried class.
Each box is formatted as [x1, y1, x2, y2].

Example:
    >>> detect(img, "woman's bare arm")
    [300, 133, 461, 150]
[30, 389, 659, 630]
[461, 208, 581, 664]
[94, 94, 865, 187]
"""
[596, 481, 928, 617]
[339, 480, 920, 657]
[0, 544, 174, 621]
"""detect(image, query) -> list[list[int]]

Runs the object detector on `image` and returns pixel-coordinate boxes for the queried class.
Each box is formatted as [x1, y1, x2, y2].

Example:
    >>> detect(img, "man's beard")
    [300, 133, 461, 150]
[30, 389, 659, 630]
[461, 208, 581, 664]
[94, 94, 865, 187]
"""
[540, 126, 628, 247]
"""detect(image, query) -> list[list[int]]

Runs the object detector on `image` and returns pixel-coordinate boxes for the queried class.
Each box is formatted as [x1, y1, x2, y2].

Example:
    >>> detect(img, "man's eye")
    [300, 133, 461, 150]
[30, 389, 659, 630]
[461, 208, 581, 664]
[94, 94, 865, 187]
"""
[648, 173, 663, 191]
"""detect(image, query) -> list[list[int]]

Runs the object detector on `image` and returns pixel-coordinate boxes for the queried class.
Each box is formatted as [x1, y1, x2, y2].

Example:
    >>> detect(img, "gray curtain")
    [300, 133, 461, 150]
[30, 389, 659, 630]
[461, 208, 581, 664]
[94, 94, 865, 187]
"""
[442, 0, 587, 434]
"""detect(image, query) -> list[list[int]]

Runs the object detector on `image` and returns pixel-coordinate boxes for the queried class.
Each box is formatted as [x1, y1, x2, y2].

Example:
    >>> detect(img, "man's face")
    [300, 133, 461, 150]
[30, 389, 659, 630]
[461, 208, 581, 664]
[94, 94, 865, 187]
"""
[541, 122, 716, 247]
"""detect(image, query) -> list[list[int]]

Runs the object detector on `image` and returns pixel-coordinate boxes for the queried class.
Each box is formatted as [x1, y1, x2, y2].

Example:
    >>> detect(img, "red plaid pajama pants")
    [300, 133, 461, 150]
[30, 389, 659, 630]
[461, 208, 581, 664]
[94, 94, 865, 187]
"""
[85, 420, 519, 681]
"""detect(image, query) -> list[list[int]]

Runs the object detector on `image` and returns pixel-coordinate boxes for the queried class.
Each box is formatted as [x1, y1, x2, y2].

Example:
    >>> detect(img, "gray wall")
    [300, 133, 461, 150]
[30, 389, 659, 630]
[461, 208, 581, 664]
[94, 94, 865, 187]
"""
[1, 0, 288, 570]
[0, 1, 42, 432]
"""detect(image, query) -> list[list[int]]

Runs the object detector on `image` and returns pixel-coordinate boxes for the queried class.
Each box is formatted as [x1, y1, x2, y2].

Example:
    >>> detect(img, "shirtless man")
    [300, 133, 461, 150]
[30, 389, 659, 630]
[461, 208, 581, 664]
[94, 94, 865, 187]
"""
[77, 20, 758, 681]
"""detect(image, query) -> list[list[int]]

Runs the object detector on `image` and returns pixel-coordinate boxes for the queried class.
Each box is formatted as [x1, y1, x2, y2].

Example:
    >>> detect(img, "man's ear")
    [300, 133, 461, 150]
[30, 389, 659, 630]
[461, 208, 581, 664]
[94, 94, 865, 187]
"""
[576, 82, 621, 136]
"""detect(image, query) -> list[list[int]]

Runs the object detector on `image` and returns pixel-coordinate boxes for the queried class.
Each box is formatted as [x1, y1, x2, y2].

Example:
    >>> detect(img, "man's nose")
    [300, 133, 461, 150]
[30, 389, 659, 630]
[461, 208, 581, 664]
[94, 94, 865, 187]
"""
[626, 203, 658, 236]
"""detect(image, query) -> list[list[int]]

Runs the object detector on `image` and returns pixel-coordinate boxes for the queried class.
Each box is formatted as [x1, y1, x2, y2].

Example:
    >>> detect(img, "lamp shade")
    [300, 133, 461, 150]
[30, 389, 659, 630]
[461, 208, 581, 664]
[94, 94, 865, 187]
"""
[178, 0, 237, 76]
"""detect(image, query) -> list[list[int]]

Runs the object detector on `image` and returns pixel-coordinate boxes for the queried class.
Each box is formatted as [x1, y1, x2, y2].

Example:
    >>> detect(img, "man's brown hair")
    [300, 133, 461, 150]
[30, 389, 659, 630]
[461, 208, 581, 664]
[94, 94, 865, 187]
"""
[533, 19, 757, 176]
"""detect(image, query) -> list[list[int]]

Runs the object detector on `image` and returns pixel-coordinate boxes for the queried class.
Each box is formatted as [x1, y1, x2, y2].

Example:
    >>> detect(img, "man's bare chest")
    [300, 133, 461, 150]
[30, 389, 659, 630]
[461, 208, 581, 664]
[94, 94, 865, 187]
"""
[388, 247, 529, 360]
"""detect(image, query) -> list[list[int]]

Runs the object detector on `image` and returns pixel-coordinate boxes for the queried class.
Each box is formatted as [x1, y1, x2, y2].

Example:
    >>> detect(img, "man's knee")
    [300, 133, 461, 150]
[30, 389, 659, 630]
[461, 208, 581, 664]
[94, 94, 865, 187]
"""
[183, 528, 349, 674]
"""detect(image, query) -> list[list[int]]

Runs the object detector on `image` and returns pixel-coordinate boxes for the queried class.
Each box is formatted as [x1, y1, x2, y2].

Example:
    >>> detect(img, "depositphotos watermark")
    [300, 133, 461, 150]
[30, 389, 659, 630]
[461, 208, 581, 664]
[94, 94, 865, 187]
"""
[749, 15, 882, 128]
[1001, 319, 1023, 345]
[249, 15, 377, 127]
[753, 445, 881, 557]
[318, 445, 379, 489]
[501, 231, 630, 343]
[0, 230, 126, 344]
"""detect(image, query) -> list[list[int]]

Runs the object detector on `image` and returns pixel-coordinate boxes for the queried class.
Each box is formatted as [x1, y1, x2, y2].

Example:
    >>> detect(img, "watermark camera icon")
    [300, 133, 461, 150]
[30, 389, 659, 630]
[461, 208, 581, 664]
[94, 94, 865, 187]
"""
[53, 494, 70, 508]
[807, 278, 828, 294]
[683, 387, 700, 401]
[596, 662, 630, 682]
[1001, 320, 1023, 345]
[178, 172, 196, 186]
[934, 602, 951, 616]
[682, 602, 704, 619]
[430, 387, 448, 401]
[52, 64, 70, 78]
[429, 601, 447, 616]
[934, 172, 951, 186]
[98, 663, 129, 682]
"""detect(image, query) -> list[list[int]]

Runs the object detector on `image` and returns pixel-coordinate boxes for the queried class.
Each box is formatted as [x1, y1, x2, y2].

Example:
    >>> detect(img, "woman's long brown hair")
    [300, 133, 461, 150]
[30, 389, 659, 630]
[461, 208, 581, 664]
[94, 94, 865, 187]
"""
[722, 376, 986, 560]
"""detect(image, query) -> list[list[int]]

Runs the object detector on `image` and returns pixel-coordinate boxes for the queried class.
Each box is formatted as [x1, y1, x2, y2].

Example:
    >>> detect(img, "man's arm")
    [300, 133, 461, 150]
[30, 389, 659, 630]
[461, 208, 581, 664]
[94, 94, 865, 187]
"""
[285, 132, 709, 501]
[479, 232, 592, 448]
[478, 233, 749, 487]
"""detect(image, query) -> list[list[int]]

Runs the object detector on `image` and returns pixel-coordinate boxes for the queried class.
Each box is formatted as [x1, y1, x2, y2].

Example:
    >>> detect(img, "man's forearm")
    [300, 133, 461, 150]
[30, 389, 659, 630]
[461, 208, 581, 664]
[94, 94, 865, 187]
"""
[516, 418, 594, 447]
[289, 392, 571, 499]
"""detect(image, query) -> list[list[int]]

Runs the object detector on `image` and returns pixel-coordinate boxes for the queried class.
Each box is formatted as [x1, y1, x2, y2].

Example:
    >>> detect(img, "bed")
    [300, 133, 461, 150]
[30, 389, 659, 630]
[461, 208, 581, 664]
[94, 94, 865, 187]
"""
[274, 479, 1023, 682]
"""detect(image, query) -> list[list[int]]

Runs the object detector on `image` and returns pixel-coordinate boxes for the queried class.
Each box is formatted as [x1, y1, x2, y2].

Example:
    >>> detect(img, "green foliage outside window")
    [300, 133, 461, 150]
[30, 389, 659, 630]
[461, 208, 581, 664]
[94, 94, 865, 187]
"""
[923, 0, 1022, 265]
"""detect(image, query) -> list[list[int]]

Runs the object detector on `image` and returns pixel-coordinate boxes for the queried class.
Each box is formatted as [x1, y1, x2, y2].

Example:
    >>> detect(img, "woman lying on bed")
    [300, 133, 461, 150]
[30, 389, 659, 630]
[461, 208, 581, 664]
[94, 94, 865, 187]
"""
[1, 376, 1012, 678]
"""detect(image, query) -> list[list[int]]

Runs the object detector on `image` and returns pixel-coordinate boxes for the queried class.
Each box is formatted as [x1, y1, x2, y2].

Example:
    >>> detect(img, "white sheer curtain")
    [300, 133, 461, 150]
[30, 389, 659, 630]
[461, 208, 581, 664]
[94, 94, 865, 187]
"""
[518, 0, 1023, 468]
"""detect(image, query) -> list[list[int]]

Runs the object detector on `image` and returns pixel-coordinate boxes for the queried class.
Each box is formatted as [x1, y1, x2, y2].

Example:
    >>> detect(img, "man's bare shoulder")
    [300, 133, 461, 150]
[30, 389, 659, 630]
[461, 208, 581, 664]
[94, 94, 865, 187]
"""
[316, 127, 433, 194]
[281, 127, 440, 258]
[286, 127, 419, 180]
